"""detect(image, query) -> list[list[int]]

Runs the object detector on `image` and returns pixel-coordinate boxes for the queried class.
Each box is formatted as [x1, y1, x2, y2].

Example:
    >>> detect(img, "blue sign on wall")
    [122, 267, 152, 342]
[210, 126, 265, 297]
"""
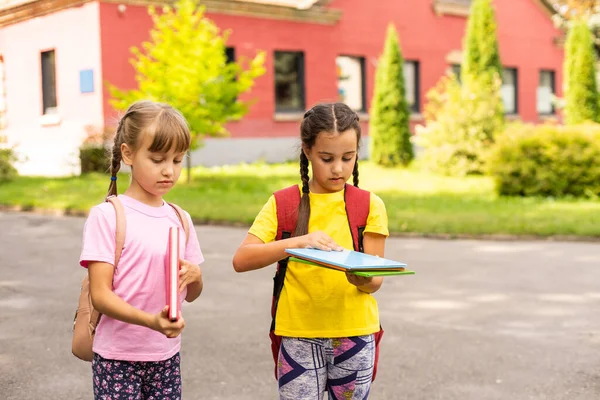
[79, 69, 94, 93]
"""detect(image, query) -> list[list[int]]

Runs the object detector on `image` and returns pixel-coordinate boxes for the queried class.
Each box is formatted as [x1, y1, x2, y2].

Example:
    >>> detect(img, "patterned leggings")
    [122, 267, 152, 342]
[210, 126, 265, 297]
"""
[92, 352, 182, 400]
[278, 335, 375, 400]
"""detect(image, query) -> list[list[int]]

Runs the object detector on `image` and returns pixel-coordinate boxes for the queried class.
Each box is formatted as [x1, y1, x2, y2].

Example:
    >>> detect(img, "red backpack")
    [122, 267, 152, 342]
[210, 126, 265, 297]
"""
[269, 184, 384, 381]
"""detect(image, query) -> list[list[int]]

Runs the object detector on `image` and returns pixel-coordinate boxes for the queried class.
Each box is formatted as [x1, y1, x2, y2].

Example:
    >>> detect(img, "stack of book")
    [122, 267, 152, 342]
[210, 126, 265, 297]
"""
[285, 248, 414, 277]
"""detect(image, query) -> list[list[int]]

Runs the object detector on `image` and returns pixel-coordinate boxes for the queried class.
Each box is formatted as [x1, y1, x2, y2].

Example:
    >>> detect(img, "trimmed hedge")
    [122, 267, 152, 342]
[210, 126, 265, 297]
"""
[488, 123, 600, 197]
[80, 145, 109, 174]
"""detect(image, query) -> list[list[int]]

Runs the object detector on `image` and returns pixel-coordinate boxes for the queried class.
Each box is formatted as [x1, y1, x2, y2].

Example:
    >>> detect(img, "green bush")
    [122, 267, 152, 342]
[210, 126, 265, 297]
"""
[0, 147, 17, 183]
[488, 123, 600, 197]
[80, 145, 109, 174]
[369, 23, 413, 167]
[415, 74, 504, 176]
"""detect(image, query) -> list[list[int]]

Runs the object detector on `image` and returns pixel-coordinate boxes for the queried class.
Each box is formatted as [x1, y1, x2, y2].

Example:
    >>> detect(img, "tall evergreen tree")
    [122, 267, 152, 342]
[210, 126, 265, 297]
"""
[460, 0, 504, 145]
[461, 0, 503, 84]
[369, 24, 413, 167]
[564, 20, 600, 124]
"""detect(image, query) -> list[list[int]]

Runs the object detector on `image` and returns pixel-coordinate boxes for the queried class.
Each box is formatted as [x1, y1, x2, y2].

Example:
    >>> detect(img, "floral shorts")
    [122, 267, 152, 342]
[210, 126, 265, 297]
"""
[92, 352, 181, 400]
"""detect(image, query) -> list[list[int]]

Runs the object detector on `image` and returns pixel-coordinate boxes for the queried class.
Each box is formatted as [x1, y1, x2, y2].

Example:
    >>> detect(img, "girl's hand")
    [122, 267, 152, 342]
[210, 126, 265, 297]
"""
[301, 231, 344, 251]
[345, 272, 373, 288]
[152, 306, 185, 338]
[179, 259, 202, 293]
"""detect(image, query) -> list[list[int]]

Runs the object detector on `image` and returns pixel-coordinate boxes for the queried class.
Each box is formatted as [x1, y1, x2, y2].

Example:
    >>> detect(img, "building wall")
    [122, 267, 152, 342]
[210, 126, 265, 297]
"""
[97, 0, 564, 165]
[99, 0, 564, 132]
[0, 0, 564, 174]
[495, 0, 564, 119]
[0, 2, 104, 176]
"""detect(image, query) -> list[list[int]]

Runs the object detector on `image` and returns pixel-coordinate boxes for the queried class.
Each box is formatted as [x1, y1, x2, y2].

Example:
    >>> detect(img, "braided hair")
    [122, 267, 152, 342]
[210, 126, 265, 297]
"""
[105, 101, 191, 199]
[293, 103, 361, 237]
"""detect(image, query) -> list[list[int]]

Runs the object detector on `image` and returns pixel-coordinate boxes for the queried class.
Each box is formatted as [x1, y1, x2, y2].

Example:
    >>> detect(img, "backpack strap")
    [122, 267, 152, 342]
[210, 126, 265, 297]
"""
[105, 196, 126, 267]
[167, 202, 190, 243]
[344, 184, 370, 252]
[87, 196, 126, 335]
[344, 184, 387, 382]
[271, 185, 301, 323]
[275, 185, 300, 241]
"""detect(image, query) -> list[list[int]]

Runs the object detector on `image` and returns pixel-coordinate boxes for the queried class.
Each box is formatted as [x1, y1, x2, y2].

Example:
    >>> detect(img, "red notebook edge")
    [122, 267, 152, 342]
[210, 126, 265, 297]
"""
[167, 227, 180, 322]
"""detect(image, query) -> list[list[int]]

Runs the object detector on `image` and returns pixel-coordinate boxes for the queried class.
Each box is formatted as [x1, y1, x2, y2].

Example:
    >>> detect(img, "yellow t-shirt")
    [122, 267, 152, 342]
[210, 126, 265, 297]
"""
[249, 185, 389, 338]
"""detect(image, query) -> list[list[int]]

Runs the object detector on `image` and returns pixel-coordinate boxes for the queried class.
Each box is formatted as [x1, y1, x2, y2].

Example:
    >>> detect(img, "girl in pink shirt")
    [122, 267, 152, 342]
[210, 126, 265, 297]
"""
[79, 100, 204, 400]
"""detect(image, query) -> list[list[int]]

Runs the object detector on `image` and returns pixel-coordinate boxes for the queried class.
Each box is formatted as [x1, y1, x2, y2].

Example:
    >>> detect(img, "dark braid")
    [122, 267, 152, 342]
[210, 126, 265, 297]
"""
[294, 152, 311, 237]
[300, 152, 310, 194]
[295, 102, 362, 236]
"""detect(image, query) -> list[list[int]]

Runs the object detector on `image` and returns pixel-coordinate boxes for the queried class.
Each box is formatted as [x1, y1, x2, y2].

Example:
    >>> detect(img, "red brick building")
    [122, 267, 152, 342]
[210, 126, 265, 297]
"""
[0, 0, 564, 175]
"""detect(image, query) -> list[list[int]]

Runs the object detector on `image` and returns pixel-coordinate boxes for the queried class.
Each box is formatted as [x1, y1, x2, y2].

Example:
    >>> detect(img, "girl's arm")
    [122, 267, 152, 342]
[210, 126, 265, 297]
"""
[178, 260, 203, 302]
[185, 281, 202, 302]
[232, 231, 343, 272]
[88, 261, 185, 338]
[346, 232, 386, 294]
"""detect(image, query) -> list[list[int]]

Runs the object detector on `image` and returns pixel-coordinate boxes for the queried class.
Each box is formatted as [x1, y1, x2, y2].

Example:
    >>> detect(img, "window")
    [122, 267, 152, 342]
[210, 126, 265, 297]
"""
[501, 67, 518, 115]
[451, 64, 461, 82]
[224, 47, 237, 105]
[537, 70, 555, 115]
[404, 60, 420, 113]
[336, 56, 366, 112]
[274, 51, 305, 112]
[225, 47, 235, 64]
[41, 50, 57, 115]
[0, 55, 6, 129]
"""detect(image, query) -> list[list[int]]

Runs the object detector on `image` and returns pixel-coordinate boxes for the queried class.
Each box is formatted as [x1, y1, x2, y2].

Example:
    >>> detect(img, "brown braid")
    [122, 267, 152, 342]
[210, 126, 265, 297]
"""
[107, 119, 125, 198]
[294, 152, 311, 237]
[353, 159, 359, 187]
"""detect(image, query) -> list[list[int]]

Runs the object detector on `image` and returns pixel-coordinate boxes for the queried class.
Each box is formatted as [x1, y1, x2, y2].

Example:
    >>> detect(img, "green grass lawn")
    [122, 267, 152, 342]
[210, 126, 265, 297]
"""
[2, 162, 600, 238]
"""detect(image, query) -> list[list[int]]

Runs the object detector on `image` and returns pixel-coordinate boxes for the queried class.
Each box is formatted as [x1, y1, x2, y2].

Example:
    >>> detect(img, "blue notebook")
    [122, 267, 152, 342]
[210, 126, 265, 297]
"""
[289, 256, 415, 277]
[285, 248, 408, 272]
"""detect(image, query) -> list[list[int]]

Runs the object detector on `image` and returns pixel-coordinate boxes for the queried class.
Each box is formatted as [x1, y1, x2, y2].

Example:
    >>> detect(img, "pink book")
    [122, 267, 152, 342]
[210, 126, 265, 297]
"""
[167, 227, 180, 322]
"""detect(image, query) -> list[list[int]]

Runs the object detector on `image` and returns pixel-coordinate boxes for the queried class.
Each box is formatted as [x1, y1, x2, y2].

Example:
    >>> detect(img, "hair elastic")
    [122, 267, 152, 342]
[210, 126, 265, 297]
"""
[110, 176, 117, 181]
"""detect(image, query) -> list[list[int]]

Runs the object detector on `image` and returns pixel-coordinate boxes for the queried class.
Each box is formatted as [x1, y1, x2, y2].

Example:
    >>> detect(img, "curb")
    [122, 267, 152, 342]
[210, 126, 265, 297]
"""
[2, 204, 599, 243]
[386, 231, 600, 243]
[0, 204, 88, 217]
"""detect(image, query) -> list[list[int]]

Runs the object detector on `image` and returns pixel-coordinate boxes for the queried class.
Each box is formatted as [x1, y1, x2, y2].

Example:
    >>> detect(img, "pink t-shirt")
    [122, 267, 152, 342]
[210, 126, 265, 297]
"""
[79, 194, 204, 362]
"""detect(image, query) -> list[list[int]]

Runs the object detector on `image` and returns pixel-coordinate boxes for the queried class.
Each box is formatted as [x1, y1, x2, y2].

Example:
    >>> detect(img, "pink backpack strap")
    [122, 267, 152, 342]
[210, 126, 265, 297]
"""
[85, 195, 126, 335]
[343, 184, 370, 252]
[167, 202, 190, 243]
[105, 196, 126, 266]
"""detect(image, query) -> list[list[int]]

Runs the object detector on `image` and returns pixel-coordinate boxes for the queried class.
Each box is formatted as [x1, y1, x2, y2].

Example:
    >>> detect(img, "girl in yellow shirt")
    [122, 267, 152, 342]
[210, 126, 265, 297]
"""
[233, 102, 389, 400]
